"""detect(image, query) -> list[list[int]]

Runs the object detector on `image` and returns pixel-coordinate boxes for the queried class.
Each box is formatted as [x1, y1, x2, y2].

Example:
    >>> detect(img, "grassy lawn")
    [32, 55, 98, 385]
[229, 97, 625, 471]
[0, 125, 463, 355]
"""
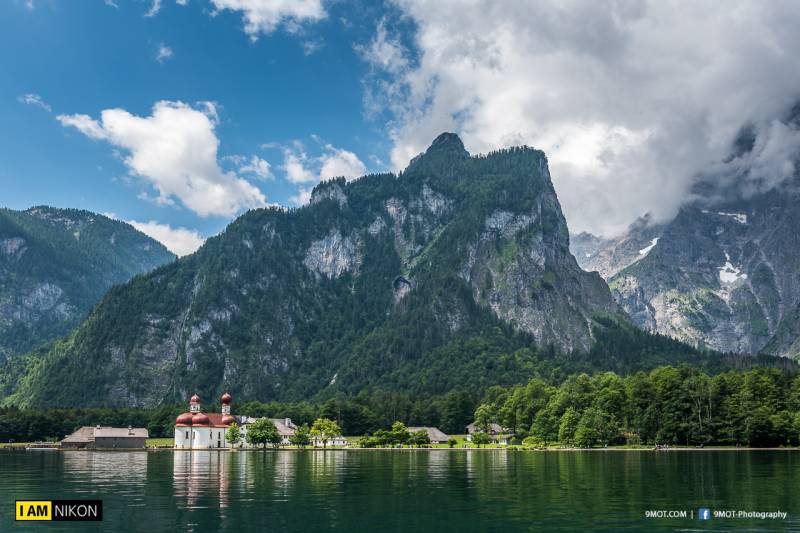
[342, 434, 497, 449]
[146, 438, 174, 447]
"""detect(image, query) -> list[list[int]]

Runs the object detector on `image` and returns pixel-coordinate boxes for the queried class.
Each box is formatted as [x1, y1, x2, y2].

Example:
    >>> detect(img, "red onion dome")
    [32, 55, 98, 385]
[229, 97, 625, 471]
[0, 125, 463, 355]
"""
[176, 412, 193, 425]
[221, 392, 232, 405]
[221, 415, 236, 426]
[190, 394, 201, 404]
[192, 413, 210, 425]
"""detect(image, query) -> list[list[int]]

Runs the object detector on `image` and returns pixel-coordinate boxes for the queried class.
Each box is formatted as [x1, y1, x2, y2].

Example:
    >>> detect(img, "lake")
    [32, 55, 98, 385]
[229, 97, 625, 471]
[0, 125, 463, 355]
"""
[1, 449, 798, 531]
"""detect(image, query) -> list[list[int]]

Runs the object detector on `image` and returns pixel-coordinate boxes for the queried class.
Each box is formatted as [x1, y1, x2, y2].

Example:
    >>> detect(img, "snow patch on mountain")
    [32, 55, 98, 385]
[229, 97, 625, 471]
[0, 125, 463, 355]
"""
[638, 238, 659, 256]
[719, 252, 748, 284]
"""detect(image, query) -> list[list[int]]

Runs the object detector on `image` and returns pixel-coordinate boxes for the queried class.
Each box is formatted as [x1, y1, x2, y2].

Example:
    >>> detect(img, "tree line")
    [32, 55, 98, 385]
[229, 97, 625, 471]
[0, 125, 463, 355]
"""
[225, 417, 342, 449]
[0, 390, 476, 443]
[2, 365, 798, 447]
[475, 366, 800, 447]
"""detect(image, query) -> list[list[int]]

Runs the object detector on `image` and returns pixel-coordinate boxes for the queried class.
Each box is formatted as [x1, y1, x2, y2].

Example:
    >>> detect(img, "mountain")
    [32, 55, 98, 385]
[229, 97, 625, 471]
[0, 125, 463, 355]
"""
[6, 134, 625, 407]
[573, 118, 800, 359]
[571, 214, 666, 280]
[0, 207, 174, 363]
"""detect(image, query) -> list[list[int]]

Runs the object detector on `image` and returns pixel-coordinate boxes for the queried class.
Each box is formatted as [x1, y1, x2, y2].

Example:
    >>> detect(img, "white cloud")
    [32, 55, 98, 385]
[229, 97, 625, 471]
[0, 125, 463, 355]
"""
[319, 144, 367, 180]
[105, 214, 205, 256]
[282, 143, 366, 183]
[145, 0, 161, 17]
[356, 19, 411, 119]
[280, 142, 367, 204]
[127, 220, 205, 256]
[365, 1, 800, 236]
[155, 43, 173, 63]
[57, 113, 107, 140]
[282, 150, 317, 184]
[208, 0, 326, 39]
[706, 119, 800, 199]
[58, 100, 267, 217]
[301, 39, 323, 56]
[356, 19, 407, 75]
[17, 93, 51, 112]
[289, 187, 313, 205]
[235, 155, 273, 179]
[104, 0, 119, 8]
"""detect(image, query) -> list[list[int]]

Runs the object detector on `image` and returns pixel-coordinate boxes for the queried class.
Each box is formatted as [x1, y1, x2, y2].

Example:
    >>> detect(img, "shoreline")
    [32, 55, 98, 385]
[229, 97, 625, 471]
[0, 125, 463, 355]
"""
[4, 445, 799, 453]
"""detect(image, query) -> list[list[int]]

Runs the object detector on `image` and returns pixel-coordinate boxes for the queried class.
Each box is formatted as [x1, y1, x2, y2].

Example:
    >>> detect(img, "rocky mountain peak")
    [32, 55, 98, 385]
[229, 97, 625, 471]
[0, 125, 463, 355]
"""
[310, 178, 348, 207]
[405, 132, 470, 177]
[4, 135, 625, 407]
[426, 132, 469, 157]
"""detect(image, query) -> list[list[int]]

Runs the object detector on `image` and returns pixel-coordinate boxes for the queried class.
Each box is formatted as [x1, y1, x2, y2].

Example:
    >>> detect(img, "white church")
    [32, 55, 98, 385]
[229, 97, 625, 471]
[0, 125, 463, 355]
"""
[174, 393, 237, 449]
[174, 393, 334, 449]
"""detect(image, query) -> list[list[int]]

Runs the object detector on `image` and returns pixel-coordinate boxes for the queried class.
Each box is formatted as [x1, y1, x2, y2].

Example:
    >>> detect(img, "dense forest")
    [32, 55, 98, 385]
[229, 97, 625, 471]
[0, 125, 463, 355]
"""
[2, 365, 798, 447]
[477, 365, 800, 447]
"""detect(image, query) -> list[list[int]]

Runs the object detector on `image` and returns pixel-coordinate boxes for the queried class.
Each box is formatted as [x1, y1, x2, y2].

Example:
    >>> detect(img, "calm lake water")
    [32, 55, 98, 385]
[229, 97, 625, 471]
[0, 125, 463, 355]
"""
[1, 449, 798, 532]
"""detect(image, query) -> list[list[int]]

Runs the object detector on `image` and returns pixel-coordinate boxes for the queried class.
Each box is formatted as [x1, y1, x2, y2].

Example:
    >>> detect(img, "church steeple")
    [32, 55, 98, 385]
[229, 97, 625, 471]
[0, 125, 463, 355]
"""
[221, 392, 232, 415]
[189, 394, 201, 413]
[220, 393, 235, 426]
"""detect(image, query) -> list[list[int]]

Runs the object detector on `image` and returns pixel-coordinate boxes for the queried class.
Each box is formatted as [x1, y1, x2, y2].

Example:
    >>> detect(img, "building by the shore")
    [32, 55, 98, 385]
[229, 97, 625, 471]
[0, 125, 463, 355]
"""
[174, 393, 347, 449]
[61, 426, 148, 449]
[174, 393, 236, 449]
[238, 415, 298, 446]
[465, 422, 512, 445]
[407, 427, 450, 444]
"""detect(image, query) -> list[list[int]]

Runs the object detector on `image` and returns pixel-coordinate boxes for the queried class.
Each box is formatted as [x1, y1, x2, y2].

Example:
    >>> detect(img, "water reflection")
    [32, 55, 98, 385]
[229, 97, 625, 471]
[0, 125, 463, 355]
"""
[173, 451, 232, 511]
[1, 450, 798, 532]
[61, 451, 147, 499]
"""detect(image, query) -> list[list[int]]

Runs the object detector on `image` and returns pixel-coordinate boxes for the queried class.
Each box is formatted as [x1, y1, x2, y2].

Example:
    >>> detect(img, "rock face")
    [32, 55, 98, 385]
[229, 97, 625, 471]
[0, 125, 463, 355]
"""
[0, 207, 174, 361]
[571, 214, 666, 280]
[574, 186, 800, 358]
[572, 105, 800, 359]
[8, 134, 619, 407]
[303, 229, 362, 279]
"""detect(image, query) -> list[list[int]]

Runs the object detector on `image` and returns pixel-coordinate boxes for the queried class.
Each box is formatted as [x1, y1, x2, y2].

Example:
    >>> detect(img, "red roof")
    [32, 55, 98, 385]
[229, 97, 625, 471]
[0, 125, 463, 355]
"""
[175, 412, 233, 428]
[205, 412, 233, 427]
[192, 413, 210, 425]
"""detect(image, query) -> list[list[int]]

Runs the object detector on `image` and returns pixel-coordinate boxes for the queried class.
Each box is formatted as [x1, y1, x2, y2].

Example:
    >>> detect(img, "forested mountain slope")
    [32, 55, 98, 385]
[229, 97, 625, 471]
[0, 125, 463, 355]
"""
[0, 206, 174, 360]
[7, 134, 629, 407]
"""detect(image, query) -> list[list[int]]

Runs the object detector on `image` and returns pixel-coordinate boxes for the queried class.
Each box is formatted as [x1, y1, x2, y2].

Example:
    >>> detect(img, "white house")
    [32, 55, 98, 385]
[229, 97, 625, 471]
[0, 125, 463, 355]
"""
[237, 416, 298, 446]
[312, 435, 348, 447]
[465, 422, 512, 445]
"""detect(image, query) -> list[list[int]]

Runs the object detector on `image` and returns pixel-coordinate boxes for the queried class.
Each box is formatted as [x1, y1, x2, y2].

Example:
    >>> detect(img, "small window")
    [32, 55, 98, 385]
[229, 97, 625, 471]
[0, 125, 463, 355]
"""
[185, 431, 189, 439]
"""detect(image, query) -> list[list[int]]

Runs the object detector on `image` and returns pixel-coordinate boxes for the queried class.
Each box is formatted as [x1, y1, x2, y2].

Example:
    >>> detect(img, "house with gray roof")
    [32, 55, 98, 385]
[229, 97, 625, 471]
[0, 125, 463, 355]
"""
[465, 422, 512, 445]
[237, 416, 298, 446]
[61, 426, 148, 449]
[407, 426, 449, 444]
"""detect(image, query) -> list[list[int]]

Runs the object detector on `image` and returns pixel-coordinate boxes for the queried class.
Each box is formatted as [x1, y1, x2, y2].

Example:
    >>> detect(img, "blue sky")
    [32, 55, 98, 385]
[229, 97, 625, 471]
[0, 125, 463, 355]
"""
[3, 1, 800, 253]
[1, 0, 409, 253]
